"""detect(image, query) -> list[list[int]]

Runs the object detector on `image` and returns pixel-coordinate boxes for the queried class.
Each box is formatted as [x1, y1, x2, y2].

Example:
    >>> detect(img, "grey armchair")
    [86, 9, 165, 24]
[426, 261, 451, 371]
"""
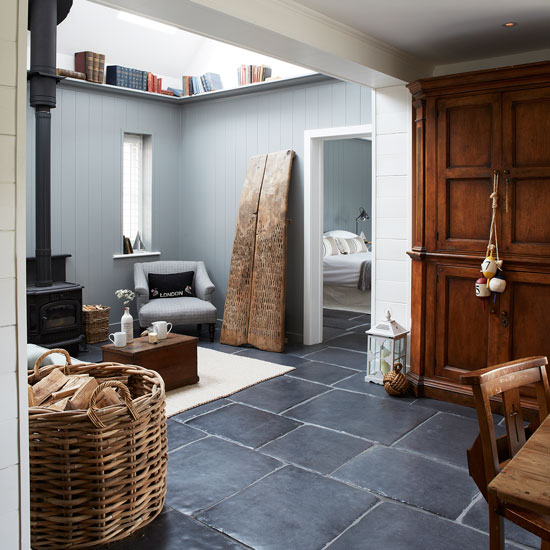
[134, 261, 217, 341]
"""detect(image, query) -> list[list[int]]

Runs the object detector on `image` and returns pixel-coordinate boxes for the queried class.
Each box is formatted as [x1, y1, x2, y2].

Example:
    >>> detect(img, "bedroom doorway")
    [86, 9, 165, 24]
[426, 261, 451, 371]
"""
[303, 124, 374, 345]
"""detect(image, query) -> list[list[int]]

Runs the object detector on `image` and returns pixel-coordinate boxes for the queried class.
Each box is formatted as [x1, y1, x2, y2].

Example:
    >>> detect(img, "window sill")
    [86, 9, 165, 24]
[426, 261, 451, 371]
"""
[113, 251, 161, 259]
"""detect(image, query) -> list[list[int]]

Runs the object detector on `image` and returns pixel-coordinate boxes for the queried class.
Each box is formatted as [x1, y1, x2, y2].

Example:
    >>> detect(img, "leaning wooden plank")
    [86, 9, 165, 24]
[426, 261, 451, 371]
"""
[50, 376, 89, 401]
[248, 149, 295, 352]
[32, 368, 69, 405]
[67, 377, 99, 410]
[28, 385, 35, 407]
[220, 154, 268, 346]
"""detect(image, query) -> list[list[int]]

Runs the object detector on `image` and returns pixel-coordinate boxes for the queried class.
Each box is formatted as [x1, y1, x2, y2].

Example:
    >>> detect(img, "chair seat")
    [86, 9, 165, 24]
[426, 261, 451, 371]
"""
[139, 297, 217, 327]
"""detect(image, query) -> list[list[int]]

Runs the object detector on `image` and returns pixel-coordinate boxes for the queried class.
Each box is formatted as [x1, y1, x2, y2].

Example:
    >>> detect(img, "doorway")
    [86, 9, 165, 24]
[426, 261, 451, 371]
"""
[303, 124, 374, 345]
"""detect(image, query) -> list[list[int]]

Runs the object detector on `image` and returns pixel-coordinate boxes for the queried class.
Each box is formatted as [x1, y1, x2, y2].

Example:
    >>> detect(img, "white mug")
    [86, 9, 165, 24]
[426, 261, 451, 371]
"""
[152, 321, 172, 340]
[109, 331, 127, 347]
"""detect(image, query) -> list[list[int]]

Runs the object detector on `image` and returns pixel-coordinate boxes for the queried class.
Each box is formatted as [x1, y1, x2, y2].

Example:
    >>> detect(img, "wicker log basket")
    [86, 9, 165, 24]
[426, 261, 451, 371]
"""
[82, 305, 111, 344]
[28, 349, 167, 549]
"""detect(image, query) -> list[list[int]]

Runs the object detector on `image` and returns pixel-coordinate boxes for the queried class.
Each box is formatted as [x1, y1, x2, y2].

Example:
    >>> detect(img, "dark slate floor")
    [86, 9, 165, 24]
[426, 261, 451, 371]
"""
[89, 310, 538, 550]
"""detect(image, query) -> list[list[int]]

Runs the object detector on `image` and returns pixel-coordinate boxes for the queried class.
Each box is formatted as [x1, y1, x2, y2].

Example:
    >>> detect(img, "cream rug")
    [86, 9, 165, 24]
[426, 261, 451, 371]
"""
[165, 347, 295, 417]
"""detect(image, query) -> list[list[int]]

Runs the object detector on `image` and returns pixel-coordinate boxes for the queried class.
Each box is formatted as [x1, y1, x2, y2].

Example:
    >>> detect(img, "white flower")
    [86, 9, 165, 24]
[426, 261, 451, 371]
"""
[115, 289, 135, 306]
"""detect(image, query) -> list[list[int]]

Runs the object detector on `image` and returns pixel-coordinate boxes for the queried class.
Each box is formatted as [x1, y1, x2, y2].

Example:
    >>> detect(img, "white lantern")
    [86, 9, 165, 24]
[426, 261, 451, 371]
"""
[365, 310, 409, 385]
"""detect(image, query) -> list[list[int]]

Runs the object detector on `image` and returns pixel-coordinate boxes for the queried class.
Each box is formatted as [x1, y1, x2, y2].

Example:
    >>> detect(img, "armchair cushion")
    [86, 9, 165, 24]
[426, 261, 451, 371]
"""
[148, 271, 195, 299]
[138, 297, 217, 327]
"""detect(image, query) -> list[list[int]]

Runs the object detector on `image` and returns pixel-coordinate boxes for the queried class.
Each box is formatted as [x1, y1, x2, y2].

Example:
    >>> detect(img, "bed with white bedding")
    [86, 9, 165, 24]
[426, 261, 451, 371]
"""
[323, 231, 372, 313]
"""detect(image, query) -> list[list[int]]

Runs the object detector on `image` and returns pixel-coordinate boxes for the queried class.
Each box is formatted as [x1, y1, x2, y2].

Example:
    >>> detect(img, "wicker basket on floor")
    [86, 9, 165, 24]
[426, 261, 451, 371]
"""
[82, 305, 111, 344]
[28, 349, 167, 549]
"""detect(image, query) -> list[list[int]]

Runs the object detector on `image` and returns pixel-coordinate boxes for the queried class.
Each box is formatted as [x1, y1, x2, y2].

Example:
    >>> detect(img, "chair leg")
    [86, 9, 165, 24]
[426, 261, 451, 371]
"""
[489, 494, 504, 550]
[209, 323, 215, 342]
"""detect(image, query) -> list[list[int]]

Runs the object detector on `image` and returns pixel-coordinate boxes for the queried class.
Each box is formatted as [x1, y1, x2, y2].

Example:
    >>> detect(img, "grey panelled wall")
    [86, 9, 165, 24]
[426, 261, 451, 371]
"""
[26, 87, 181, 320]
[323, 138, 372, 238]
[26, 77, 371, 338]
[179, 79, 371, 336]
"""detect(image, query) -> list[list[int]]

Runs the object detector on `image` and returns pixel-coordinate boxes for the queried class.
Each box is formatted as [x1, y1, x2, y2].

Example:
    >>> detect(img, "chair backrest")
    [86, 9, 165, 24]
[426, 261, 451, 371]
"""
[138, 261, 201, 280]
[461, 356, 550, 494]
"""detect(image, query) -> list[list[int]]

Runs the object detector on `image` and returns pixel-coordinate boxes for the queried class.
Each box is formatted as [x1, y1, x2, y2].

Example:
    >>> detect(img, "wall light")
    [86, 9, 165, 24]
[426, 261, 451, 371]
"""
[117, 11, 178, 34]
[502, 22, 518, 28]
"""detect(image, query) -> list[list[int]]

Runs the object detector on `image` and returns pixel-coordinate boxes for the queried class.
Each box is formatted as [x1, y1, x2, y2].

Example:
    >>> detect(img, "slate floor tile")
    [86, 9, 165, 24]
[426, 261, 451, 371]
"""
[305, 348, 367, 370]
[199, 465, 378, 550]
[323, 326, 345, 341]
[172, 398, 232, 423]
[334, 372, 416, 401]
[102, 507, 247, 550]
[167, 420, 205, 451]
[347, 322, 370, 331]
[282, 342, 329, 358]
[285, 390, 434, 444]
[234, 348, 304, 367]
[396, 412, 480, 468]
[462, 496, 539, 549]
[230, 376, 328, 413]
[260, 425, 372, 474]
[323, 316, 368, 330]
[166, 437, 281, 514]
[411, 397, 504, 424]
[289, 361, 356, 385]
[326, 502, 491, 550]
[187, 403, 302, 448]
[324, 308, 357, 320]
[333, 446, 478, 519]
[326, 331, 368, 352]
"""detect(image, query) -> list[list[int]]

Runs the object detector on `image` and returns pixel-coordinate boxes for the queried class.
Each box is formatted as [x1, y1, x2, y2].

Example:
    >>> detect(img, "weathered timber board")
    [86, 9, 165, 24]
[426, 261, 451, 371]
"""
[248, 149, 295, 352]
[220, 154, 268, 346]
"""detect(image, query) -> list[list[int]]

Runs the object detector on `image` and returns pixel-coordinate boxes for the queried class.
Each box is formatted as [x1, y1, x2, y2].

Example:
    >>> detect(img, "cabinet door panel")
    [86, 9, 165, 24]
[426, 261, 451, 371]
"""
[502, 272, 550, 360]
[435, 265, 490, 381]
[436, 95, 501, 252]
[502, 89, 550, 256]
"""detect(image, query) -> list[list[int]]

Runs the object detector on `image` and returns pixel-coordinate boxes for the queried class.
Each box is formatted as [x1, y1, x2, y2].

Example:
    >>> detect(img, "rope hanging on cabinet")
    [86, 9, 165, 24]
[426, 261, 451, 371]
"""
[486, 170, 502, 268]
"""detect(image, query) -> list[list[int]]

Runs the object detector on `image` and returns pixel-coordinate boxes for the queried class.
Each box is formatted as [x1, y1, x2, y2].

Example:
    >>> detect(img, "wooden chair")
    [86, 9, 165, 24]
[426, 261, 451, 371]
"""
[461, 357, 550, 550]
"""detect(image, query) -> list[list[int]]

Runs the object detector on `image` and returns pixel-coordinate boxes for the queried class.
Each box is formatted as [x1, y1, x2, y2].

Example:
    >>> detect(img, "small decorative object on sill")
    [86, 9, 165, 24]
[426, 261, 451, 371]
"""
[133, 230, 146, 252]
[383, 362, 410, 396]
[365, 309, 409, 385]
[148, 331, 159, 344]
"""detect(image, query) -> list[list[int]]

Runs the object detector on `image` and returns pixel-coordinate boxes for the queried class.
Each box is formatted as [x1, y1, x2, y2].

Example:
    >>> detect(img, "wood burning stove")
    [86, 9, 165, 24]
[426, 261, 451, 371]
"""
[26, 0, 84, 352]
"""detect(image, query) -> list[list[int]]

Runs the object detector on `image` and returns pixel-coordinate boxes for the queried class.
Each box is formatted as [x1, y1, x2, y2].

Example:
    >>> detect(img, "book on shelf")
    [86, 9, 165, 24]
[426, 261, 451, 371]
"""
[74, 51, 94, 82]
[123, 236, 133, 254]
[160, 89, 175, 96]
[167, 87, 183, 97]
[98, 54, 105, 84]
[237, 64, 272, 86]
[56, 68, 87, 80]
[92, 53, 99, 83]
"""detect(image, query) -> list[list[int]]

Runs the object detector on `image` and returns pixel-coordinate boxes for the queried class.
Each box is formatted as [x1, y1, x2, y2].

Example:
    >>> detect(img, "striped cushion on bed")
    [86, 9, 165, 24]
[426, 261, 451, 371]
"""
[336, 236, 368, 254]
[323, 236, 340, 256]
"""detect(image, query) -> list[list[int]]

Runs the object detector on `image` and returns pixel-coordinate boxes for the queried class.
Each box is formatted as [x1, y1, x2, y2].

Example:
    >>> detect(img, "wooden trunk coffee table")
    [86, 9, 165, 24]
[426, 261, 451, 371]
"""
[102, 333, 199, 391]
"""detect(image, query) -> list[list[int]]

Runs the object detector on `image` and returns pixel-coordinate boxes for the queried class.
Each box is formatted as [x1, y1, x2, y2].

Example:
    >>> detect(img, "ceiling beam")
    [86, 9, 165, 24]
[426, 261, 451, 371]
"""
[91, 0, 434, 87]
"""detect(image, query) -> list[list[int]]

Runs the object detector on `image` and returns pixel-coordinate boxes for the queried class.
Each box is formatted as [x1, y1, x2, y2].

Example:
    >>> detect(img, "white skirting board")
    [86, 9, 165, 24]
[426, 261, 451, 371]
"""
[323, 285, 371, 314]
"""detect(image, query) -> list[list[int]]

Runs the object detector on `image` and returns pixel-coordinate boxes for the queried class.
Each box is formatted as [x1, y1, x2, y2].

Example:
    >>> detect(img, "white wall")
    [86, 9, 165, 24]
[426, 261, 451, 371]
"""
[373, 85, 412, 331]
[0, 0, 29, 547]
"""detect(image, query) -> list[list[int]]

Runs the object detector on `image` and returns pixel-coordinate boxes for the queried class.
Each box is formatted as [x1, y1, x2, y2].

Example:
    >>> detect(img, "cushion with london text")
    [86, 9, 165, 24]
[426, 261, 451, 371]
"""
[148, 271, 195, 300]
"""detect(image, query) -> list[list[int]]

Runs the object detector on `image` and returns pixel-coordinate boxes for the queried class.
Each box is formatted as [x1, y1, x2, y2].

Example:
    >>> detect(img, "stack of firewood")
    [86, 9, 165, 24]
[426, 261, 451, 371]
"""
[28, 368, 121, 411]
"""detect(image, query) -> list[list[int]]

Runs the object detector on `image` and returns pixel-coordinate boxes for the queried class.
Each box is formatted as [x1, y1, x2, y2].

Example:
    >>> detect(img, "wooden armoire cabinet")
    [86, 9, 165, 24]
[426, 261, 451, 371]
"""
[407, 61, 550, 412]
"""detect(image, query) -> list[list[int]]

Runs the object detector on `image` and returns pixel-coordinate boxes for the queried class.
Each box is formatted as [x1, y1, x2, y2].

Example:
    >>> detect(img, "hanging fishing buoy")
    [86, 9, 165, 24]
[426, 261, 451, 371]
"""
[482, 250, 498, 281]
[488, 270, 506, 294]
[476, 277, 491, 298]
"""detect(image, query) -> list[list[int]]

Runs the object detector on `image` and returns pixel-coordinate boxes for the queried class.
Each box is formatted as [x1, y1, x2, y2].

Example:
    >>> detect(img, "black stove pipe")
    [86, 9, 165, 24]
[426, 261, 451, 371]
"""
[28, 0, 72, 286]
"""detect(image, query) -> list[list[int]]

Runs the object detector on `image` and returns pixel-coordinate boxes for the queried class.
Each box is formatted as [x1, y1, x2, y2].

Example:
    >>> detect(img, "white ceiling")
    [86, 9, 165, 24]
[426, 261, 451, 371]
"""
[292, 0, 550, 64]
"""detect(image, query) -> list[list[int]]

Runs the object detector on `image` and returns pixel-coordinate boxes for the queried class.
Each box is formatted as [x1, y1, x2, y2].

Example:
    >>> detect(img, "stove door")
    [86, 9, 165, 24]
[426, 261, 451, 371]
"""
[39, 300, 80, 334]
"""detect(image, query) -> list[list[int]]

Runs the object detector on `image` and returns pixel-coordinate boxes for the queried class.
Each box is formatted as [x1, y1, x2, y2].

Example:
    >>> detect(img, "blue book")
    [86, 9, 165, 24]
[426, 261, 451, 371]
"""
[168, 87, 183, 97]
[203, 72, 223, 91]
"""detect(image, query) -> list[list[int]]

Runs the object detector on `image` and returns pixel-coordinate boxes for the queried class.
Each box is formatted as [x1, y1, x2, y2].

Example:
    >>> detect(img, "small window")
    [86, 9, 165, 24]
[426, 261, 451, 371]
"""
[122, 133, 152, 251]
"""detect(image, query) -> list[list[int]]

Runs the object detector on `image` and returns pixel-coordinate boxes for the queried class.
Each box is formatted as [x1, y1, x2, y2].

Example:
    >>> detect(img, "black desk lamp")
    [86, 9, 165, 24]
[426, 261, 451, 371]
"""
[355, 207, 370, 235]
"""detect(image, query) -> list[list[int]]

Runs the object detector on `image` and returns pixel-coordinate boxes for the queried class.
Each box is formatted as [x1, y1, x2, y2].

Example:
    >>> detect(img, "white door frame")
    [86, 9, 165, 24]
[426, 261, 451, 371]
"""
[303, 124, 374, 345]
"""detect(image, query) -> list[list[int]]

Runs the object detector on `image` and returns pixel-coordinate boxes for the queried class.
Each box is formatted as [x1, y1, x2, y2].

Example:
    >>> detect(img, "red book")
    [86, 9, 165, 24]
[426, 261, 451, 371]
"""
[147, 72, 153, 92]
[157, 78, 162, 93]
